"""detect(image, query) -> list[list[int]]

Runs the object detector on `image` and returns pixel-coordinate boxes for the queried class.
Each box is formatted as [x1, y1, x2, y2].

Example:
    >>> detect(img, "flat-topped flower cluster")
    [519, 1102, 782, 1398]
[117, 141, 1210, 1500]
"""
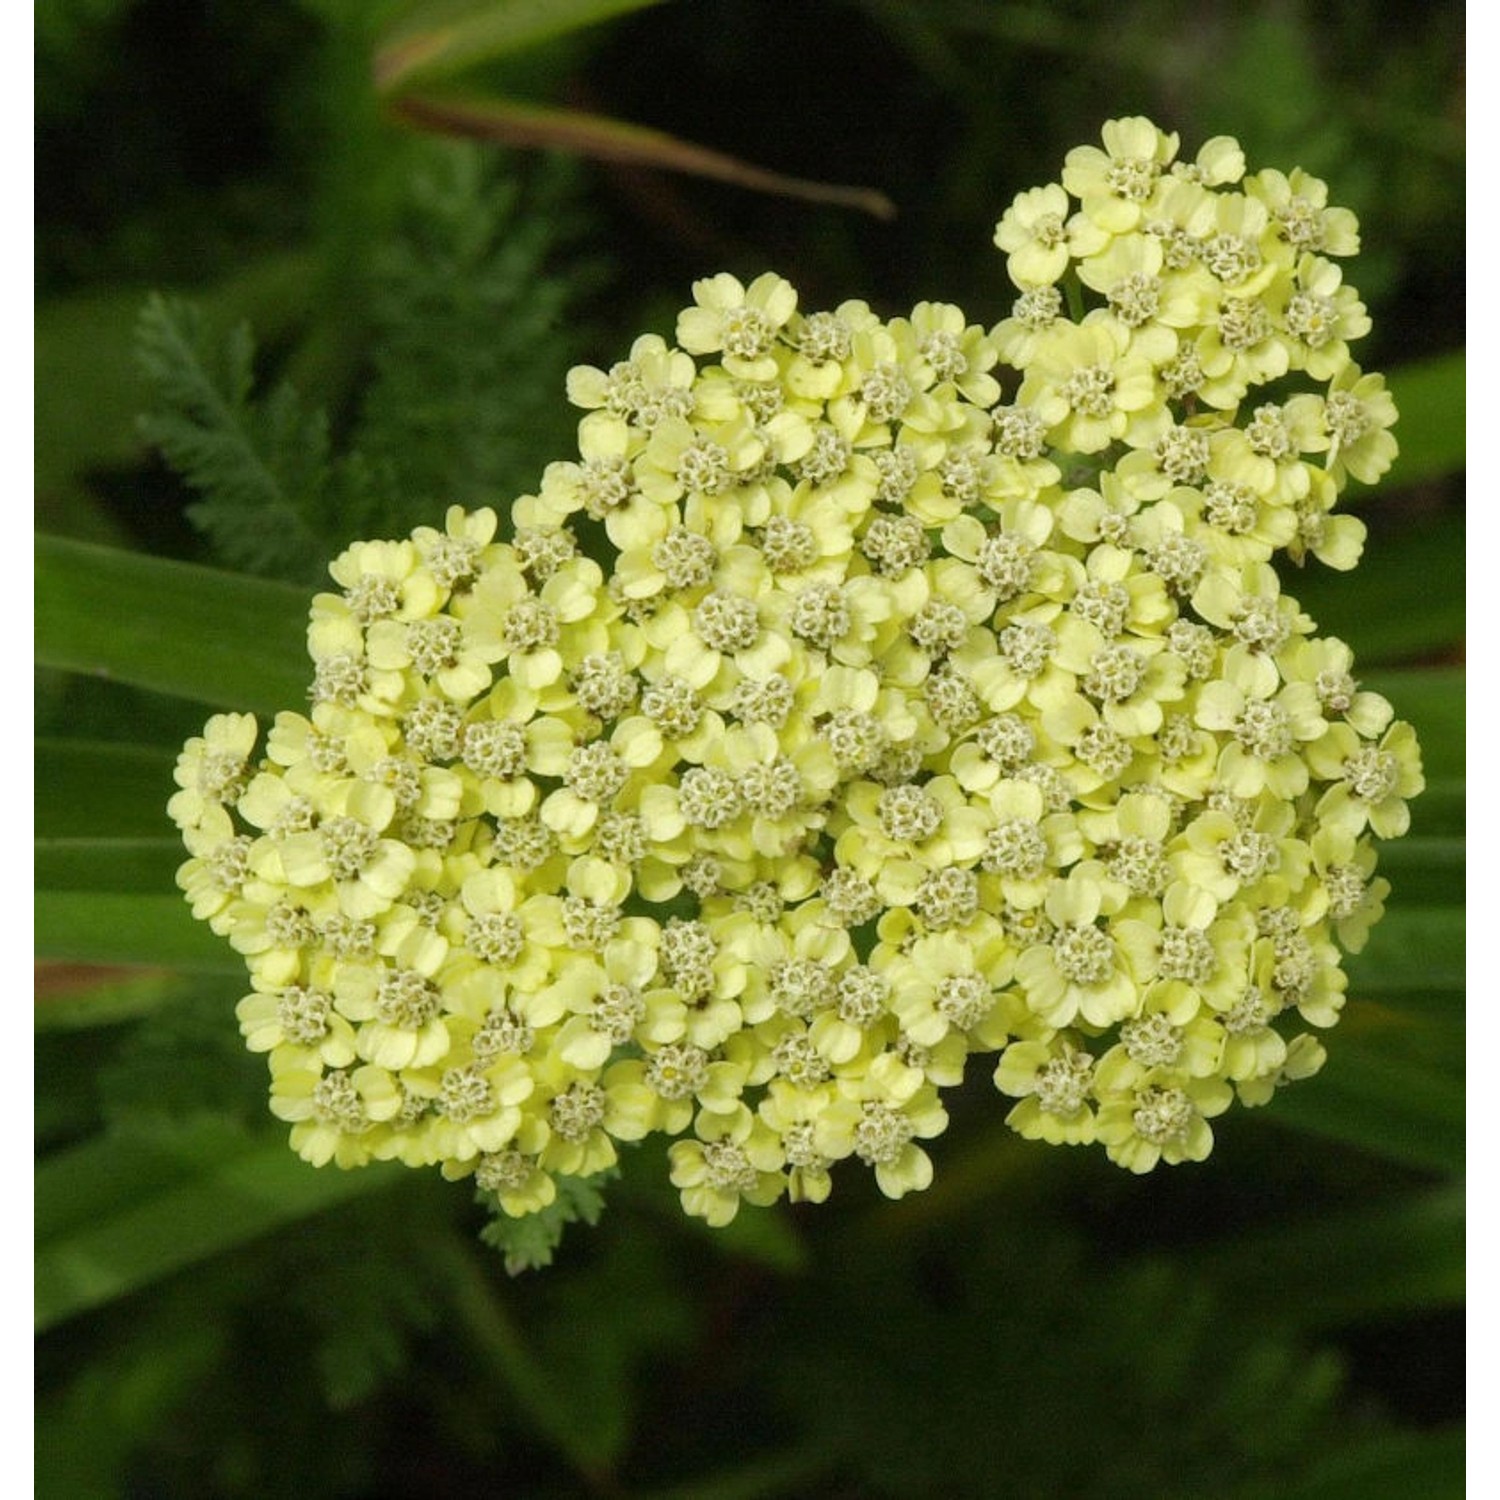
[171, 118, 1420, 1226]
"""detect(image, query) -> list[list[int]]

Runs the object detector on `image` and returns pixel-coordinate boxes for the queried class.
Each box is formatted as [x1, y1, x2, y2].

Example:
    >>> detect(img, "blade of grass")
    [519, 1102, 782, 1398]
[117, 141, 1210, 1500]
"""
[36, 535, 311, 713]
[376, 0, 667, 92]
[37, 838, 185, 895]
[36, 891, 242, 971]
[36, 739, 179, 838]
[36, 1124, 403, 1330]
[1372, 835, 1463, 906]
[388, 92, 897, 219]
[1384, 352, 1465, 488]
[1266, 1034, 1462, 1174]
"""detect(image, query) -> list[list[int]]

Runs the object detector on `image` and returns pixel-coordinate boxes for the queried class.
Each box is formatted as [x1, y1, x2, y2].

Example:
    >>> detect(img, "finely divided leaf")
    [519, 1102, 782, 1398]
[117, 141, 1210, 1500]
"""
[136, 295, 343, 582]
[478, 1168, 617, 1275]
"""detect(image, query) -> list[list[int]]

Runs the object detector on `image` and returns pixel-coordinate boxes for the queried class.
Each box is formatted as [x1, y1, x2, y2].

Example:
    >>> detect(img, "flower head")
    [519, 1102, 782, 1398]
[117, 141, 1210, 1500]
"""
[173, 120, 1417, 1235]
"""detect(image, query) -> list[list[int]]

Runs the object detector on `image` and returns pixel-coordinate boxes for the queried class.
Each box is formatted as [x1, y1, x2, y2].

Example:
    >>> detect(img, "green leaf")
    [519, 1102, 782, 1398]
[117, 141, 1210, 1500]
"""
[388, 92, 897, 218]
[36, 743, 185, 896]
[1386, 352, 1465, 488]
[375, 0, 667, 92]
[135, 295, 342, 582]
[37, 253, 318, 546]
[36, 738, 178, 838]
[37, 838, 184, 895]
[35, 534, 311, 712]
[36, 892, 242, 971]
[1188, 1184, 1463, 1330]
[1347, 906, 1464, 993]
[1286, 510, 1463, 665]
[36, 1123, 404, 1329]
[1363, 668, 1464, 780]
[356, 147, 601, 522]
[1267, 1033, 1462, 1174]
[478, 1168, 616, 1275]
[1234, 1426, 1464, 1500]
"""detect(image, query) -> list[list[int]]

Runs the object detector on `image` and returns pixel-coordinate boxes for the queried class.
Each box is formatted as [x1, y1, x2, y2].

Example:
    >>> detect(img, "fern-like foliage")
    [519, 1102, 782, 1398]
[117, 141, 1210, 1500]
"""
[356, 148, 604, 532]
[478, 1168, 618, 1276]
[135, 295, 355, 583]
[136, 146, 604, 583]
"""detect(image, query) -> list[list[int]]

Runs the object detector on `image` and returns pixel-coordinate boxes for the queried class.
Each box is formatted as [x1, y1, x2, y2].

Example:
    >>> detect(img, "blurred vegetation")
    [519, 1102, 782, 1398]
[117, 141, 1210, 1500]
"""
[36, 1, 1463, 1495]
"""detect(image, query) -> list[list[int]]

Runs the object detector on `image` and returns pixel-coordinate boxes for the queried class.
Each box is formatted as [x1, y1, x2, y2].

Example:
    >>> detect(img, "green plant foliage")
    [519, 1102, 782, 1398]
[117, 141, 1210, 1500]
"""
[36, 971, 208, 1035]
[36, 837, 187, 896]
[36, 891, 244, 970]
[36, 1299, 230, 1498]
[521, 1206, 700, 1470]
[1186, 1184, 1462, 1331]
[768, 1229, 1350, 1499]
[478, 1166, 617, 1275]
[1286, 510, 1465, 666]
[1264, 1031, 1462, 1174]
[35, 535, 310, 711]
[1385, 353, 1465, 488]
[135, 146, 602, 579]
[377, 0, 668, 92]
[1237, 1427, 1465, 1500]
[35, 1121, 405, 1331]
[36, 1182, 462, 1497]
[135, 295, 358, 582]
[34, 0, 1463, 1493]
[355, 147, 601, 528]
[36, 739, 178, 838]
[274, 1192, 451, 1410]
[36, 253, 318, 544]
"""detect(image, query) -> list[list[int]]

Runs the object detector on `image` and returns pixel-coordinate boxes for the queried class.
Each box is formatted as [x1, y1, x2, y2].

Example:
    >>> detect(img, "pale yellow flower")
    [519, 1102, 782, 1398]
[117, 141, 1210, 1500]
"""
[814, 1052, 948, 1198]
[1062, 116, 1181, 232]
[173, 120, 1419, 1222]
[668, 1105, 786, 1225]
[1019, 314, 1170, 454]
[1013, 864, 1136, 1028]
[168, 711, 258, 837]
[676, 271, 799, 382]
[1095, 1073, 1232, 1171]
[1307, 720, 1425, 839]
[994, 182, 1107, 287]
[993, 1035, 1098, 1146]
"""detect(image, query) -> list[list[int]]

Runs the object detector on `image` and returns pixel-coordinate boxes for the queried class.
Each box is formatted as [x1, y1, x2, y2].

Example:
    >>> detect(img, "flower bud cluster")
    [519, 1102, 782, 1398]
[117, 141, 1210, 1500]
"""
[171, 119, 1420, 1225]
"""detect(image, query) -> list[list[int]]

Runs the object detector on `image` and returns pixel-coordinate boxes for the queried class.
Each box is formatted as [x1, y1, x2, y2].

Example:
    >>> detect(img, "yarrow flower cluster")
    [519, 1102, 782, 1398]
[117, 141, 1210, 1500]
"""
[171, 119, 1421, 1227]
